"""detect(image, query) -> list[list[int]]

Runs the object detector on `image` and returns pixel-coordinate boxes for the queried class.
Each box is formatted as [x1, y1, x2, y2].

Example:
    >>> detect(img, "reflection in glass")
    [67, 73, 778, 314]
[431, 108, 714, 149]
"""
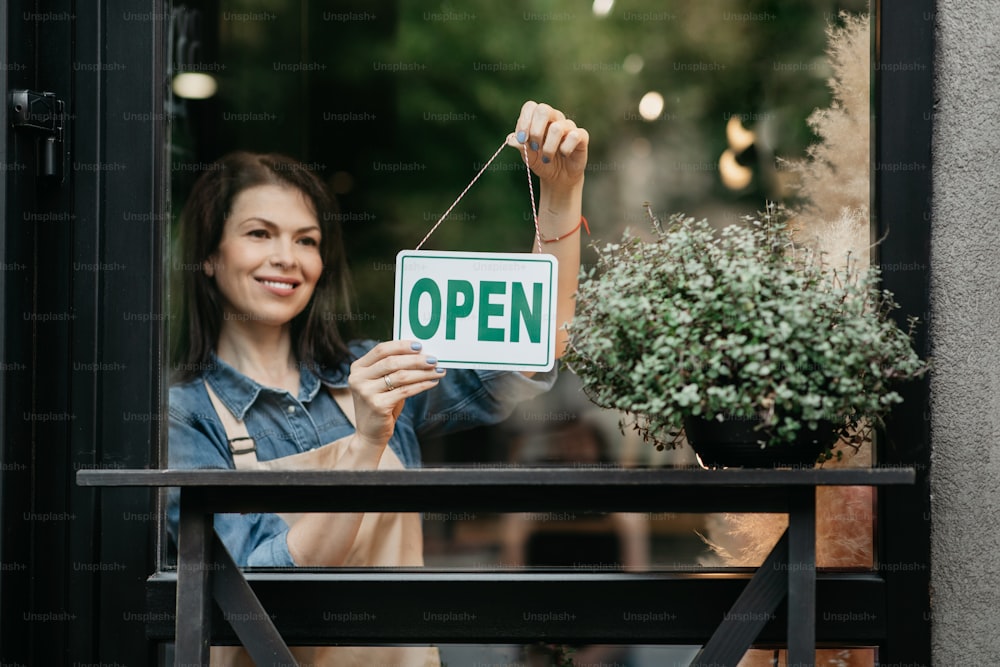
[165, 0, 872, 571]
[163, 1, 876, 664]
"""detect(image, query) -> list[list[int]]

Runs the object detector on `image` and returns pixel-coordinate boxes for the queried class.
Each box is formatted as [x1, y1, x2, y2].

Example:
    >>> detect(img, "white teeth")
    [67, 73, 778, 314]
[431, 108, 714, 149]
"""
[259, 279, 295, 289]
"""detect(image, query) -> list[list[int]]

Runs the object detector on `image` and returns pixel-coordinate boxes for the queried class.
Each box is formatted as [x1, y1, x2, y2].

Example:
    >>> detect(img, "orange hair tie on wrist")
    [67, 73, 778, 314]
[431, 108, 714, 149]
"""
[540, 215, 590, 243]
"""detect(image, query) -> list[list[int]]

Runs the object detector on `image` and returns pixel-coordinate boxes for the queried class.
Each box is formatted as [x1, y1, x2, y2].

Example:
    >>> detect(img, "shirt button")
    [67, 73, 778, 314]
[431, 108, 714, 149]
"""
[287, 405, 296, 414]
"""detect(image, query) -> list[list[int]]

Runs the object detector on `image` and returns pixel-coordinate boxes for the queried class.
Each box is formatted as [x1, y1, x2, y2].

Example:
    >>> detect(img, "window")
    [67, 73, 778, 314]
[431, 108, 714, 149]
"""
[159, 1, 921, 663]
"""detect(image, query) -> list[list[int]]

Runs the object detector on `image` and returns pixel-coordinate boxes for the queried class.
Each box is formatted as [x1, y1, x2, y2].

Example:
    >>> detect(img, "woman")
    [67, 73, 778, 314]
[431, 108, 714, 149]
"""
[167, 101, 588, 663]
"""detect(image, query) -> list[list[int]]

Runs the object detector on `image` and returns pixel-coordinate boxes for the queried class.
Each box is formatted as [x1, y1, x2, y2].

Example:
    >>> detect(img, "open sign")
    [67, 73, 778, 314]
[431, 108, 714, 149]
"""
[393, 250, 558, 371]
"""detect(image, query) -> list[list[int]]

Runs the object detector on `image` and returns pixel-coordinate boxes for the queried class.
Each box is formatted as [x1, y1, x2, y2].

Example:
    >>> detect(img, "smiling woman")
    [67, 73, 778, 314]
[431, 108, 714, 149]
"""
[210, 186, 323, 319]
[172, 152, 355, 384]
[166, 104, 587, 665]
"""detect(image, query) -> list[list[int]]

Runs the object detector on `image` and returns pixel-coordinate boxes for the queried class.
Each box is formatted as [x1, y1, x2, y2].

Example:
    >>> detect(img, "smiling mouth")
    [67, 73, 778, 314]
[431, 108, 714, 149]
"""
[255, 278, 300, 290]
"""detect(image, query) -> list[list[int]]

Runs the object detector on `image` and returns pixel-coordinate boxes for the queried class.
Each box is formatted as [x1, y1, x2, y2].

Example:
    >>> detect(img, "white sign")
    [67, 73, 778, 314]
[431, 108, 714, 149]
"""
[393, 250, 558, 371]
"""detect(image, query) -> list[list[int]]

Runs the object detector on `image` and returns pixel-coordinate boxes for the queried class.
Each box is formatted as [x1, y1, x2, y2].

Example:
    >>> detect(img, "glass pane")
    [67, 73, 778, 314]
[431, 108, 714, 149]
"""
[159, 642, 879, 665]
[164, 0, 874, 576]
[740, 647, 877, 666]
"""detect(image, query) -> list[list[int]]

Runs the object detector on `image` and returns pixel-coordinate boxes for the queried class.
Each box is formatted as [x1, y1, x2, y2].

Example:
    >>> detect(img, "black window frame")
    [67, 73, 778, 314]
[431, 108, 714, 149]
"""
[0, 0, 933, 663]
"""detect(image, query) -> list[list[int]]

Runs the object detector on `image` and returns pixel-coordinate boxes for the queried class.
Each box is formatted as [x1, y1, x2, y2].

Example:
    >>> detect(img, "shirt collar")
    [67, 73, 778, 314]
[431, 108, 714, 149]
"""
[204, 352, 349, 420]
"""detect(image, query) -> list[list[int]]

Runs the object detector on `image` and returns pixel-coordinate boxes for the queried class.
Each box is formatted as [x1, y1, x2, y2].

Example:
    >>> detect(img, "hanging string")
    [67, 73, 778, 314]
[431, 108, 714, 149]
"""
[522, 140, 542, 252]
[414, 133, 542, 253]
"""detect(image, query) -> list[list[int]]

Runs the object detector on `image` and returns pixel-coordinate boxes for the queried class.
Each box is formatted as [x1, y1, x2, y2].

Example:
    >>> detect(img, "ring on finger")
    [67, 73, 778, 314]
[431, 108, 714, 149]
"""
[383, 374, 395, 391]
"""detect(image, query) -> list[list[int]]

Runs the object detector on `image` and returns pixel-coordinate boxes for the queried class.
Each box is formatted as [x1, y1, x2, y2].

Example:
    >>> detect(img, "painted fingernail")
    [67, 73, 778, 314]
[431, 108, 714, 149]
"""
[516, 130, 527, 143]
[542, 156, 551, 164]
[436, 367, 446, 374]
[530, 141, 539, 151]
[410, 341, 423, 351]
[426, 356, 438, 364]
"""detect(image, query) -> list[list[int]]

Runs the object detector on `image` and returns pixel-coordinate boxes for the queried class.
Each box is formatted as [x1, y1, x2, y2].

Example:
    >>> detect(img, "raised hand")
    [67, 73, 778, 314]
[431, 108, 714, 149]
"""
[347, 340, 444, 447]
[509, 100, 589, 192]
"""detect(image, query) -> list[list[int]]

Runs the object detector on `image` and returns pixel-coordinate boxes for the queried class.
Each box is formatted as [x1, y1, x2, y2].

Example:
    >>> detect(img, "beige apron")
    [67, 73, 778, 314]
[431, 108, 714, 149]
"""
[204, 381, 440, 667]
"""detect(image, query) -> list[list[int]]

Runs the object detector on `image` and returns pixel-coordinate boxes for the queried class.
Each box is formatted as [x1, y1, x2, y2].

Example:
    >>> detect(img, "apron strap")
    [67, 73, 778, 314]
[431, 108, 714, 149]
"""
[204, 379, 357, 471]
[203, 380, 261, 469]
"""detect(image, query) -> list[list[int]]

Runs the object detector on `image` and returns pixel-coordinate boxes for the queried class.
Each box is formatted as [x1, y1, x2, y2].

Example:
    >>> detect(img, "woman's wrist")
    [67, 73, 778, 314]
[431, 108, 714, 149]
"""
[536, 180, 584, 238]
[351, 432, 386, 450]
[538, 178, 584, 208]
[539, 216, 589, 244]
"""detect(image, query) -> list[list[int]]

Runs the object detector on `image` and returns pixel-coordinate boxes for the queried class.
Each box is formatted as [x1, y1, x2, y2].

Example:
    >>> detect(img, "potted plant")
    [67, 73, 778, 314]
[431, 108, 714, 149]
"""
[563, 204, 929, 468]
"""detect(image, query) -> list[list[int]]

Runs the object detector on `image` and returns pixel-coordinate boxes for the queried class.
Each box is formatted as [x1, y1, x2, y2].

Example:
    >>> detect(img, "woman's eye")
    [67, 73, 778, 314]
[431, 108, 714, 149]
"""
[299, 237, 320, 247]
[248, 229, 269, 239]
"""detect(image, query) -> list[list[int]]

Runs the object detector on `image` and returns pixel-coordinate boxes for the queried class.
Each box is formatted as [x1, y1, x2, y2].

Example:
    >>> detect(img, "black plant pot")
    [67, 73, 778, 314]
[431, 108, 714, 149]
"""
[683, 415, 838, 469]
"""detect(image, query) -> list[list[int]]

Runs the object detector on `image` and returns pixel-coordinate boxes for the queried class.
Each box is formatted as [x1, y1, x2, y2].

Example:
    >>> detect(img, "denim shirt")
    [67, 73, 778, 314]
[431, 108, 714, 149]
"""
[167, 339, 557, 567]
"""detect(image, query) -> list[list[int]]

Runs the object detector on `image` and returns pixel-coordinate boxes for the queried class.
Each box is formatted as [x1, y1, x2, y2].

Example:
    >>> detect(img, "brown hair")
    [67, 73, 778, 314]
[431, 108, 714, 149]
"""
[170, 151, 354, 383]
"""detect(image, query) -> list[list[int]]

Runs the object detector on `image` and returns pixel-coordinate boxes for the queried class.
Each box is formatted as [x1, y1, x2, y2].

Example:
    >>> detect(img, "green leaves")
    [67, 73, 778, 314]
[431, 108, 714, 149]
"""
[564, 207, 930, 450]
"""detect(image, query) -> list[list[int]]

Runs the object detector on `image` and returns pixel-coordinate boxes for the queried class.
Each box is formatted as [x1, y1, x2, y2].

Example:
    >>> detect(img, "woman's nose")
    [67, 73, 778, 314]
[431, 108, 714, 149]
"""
[269, 237, 297, 267]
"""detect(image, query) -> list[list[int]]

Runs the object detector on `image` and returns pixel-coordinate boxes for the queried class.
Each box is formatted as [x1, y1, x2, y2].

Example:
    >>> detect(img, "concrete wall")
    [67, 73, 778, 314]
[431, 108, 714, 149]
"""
[930, 0, 1000, 661]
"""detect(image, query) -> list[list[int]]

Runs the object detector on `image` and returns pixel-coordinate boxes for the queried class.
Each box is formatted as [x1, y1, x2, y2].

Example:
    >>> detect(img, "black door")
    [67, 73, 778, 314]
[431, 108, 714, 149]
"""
[2, 2, 166, 663]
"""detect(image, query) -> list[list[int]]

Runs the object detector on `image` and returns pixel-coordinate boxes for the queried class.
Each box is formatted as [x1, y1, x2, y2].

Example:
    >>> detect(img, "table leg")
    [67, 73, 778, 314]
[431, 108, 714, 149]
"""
[212, 533, 298, 665]
[786, 486, 816, 667]
[175, 490, 213, 666]
[690, 530, 790, 667]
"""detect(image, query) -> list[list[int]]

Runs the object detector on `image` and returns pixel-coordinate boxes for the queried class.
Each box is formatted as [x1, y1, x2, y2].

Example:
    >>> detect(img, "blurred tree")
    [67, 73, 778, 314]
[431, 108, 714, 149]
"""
[169, 0, 867, 341]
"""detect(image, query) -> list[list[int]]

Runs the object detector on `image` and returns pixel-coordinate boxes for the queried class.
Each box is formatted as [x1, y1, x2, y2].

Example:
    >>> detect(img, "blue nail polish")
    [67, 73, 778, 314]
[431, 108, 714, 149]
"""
[542, 156, 551, 164]
[516, 130, 527, 144]
[426, 356, 438, 364]
[530, 141, 539, 151]
[436, 367, 446, 374]
[410, 341, 423, 351]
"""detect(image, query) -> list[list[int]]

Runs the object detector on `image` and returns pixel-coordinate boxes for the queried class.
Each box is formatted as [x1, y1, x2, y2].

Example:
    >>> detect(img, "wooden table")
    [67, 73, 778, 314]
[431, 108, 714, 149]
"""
[77, 467, 915, 666]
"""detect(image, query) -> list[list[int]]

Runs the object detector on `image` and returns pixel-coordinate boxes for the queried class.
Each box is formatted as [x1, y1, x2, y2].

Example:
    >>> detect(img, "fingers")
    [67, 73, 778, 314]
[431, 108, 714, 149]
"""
[512, 100, 588, 166]
[351, 340, 434, 378]
[541, 119, 581, 163]
[378, 364, 445, 393]
[383, 376, 444, 401]
[527, 103, 564, 154]
[513, 100, 538, 146]
[514, 101, 565, 154]
[347, 340, 445, 447]
[348, 339, 445, 400]
[557, 126, 590, 158]
[351, 339, 424, 371]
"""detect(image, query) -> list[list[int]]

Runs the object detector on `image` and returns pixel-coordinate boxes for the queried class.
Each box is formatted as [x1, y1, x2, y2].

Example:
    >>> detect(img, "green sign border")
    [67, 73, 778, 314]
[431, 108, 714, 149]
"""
[395, 253, 555, 367]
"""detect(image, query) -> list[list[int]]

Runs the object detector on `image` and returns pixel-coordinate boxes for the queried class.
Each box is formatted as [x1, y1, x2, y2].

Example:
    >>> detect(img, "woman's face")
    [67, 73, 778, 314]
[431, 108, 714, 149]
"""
[205, 184, 324, 328]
